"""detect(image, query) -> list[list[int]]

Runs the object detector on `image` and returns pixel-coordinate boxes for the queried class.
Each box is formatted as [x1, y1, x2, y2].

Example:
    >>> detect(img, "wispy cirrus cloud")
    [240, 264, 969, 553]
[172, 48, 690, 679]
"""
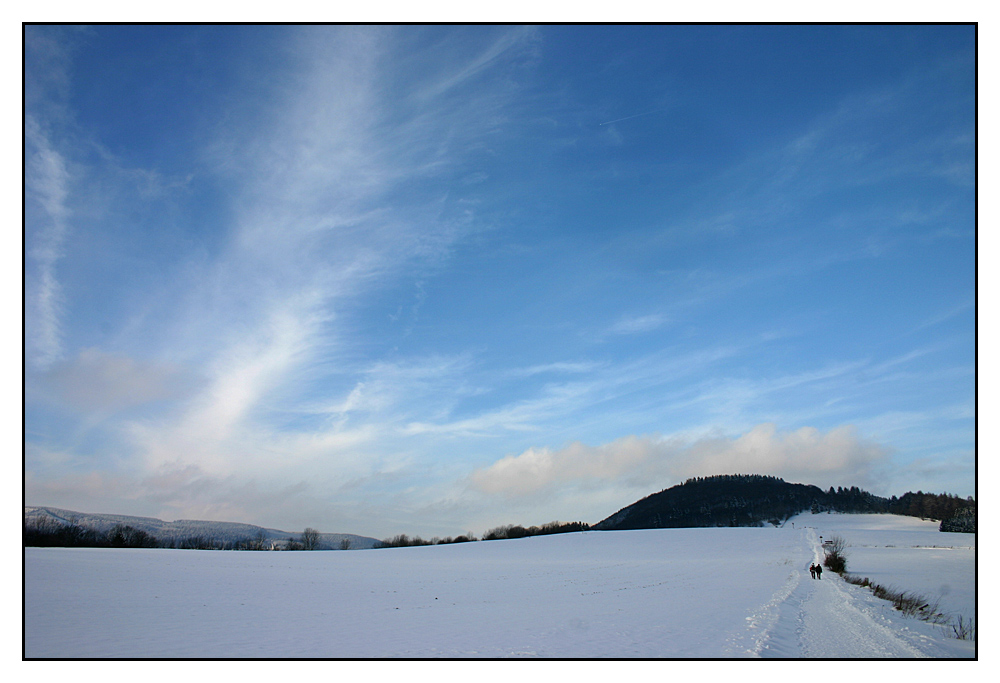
[25, 26, 545, 522]
[24, 117, 71, 370]
[608, 313, 668, 335]
[507, 361, 604, 378]
[402, 380, 596, 438]
[409, 26, 539, 102]
[23, 27, 87, 371]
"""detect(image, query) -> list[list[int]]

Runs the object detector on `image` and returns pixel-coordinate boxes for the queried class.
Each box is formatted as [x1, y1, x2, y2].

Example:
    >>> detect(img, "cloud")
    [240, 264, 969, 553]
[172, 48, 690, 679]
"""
[24, 464, 314, 529]
[411, 26, 539, 103]
[22, 26, 555, 538]
[24, 117, 71, 369]
[470, 436, 657, 496]
[508, 361, 603, 378]
[22, 27, 972, 539]
[608, 313, 667, 335]
[106, 28, 535, 468]
[470, 423, 890, 500]
[402, 380, 596, 437]
[38, 347, 196, 417]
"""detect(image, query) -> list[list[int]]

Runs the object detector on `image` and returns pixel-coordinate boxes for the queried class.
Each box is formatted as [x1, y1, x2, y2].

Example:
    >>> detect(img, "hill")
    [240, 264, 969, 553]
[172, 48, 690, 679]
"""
[595, 474, 891, 530]
[23, 506, 380, 550]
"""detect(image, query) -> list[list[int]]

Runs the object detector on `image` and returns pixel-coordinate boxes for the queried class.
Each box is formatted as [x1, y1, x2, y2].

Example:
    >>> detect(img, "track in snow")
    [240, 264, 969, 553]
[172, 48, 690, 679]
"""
[750, 528, 934, 658]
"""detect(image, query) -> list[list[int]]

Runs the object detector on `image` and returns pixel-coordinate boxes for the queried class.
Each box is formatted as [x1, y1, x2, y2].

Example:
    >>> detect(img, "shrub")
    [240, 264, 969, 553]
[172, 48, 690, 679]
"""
[823, 535, 848, 574]
[823, 552, 847, 573]
[952, 615, 976, 640]
[843, 572, 968, 638]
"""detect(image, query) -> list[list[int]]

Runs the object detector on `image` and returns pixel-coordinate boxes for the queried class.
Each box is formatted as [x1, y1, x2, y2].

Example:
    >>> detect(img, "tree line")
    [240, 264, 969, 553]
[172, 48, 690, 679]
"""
[481, 520, 590, 540]
[23, 517, 335, 550]
[375, 520, 590, 548]
[885, 491, 976, 524]
[24, 516, 160, 548]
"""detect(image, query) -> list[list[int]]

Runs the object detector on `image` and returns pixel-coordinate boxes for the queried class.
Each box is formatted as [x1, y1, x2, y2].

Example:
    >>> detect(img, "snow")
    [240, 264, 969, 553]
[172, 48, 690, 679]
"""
[791, 512, 976, 626]
[23, 512, 975, 658]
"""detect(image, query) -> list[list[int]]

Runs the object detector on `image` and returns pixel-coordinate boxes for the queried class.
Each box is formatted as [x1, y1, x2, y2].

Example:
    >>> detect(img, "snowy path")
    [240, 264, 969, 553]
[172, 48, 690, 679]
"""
[750, 528, 957, 658]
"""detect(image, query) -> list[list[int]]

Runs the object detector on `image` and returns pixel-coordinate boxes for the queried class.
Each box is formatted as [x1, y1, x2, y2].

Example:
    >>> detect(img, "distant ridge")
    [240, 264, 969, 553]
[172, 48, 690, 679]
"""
[593, 474, 891, 531]
[24, 506, 380, 550]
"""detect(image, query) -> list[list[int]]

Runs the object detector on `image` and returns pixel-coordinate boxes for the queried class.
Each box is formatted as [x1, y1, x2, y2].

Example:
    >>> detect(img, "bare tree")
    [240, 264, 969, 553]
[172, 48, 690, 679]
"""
[244, 529, 269, 551]
[301, 527, 320, 550]
[339, 537, 352, 550]
[109, 524, 157, 548]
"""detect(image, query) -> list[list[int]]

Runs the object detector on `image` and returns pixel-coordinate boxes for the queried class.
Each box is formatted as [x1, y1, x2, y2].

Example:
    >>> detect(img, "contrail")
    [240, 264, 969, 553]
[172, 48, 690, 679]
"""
[599, 109, 662, 126]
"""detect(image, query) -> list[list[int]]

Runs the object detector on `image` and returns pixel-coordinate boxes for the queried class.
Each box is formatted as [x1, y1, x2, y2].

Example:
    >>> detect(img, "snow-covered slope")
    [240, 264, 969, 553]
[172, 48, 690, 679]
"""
[23, 513, 975, 658]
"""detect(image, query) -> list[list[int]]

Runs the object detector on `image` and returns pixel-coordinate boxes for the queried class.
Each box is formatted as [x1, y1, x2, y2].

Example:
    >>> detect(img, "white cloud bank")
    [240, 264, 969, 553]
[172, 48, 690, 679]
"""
[470, 423, 890, 500]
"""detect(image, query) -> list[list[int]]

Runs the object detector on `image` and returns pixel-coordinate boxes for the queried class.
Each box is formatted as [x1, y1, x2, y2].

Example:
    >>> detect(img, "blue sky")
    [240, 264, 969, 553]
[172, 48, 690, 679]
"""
[24, 25, 975, 539]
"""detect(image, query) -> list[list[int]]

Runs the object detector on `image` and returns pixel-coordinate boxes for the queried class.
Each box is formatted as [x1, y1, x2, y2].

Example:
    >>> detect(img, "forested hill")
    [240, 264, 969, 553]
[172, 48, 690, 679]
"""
[593, 474, 975, 531]
[23, 506, 381, 550]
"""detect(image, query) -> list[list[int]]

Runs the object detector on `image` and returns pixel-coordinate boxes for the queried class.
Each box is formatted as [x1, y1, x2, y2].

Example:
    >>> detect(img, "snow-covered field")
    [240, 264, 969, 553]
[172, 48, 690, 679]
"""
[792, 512, 976, 626]
[23, 512, 975, 658]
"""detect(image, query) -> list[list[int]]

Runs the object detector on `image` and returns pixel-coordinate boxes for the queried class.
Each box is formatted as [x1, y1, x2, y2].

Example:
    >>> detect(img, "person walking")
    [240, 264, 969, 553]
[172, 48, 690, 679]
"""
[815, 563, 822, 580]
[809, 564, 816, 579]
